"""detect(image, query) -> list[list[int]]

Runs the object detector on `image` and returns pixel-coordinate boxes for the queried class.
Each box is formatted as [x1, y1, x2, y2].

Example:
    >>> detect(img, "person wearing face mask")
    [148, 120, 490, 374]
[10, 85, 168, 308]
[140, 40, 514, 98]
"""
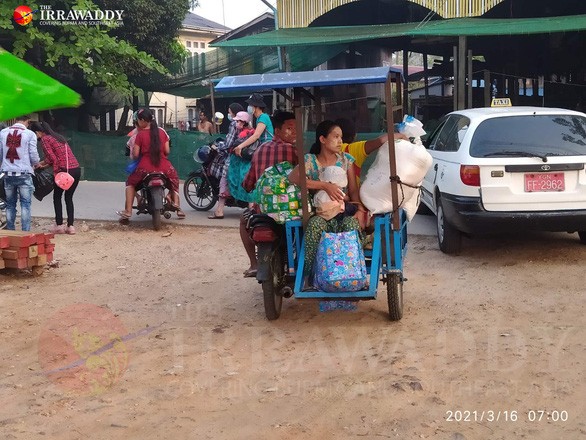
[208, 102, 244, 219]
[232, 93, 273, 158]
[225, 93, 274, 207]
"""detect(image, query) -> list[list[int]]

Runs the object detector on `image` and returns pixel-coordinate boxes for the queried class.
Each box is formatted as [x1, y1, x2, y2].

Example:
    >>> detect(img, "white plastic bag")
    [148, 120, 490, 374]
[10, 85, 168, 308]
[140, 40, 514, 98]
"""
[398, 115, 427, 138]
[359, 139, 432, 221]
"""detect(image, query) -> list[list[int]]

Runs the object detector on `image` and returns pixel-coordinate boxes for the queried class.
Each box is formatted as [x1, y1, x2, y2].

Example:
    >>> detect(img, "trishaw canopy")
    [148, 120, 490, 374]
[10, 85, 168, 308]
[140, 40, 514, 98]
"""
[214, 66, 403, 92]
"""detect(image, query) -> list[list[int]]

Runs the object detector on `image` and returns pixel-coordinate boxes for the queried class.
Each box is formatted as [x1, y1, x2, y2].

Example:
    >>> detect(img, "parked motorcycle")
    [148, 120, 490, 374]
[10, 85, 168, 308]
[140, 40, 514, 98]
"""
[0, 171, 7, 229]
[183, 139, 248, 211]
[121, 172, 176, 231]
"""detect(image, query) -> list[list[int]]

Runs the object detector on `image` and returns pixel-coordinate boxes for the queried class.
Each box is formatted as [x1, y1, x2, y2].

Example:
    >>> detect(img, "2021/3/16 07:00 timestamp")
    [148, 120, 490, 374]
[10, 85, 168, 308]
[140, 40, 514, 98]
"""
[445, 410, 569, 422]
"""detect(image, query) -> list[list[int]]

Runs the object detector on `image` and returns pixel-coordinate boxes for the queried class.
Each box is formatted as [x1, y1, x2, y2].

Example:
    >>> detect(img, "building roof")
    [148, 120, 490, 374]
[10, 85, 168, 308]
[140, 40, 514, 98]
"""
[210, 12, 274, 44]
[182, 12, 230, 32]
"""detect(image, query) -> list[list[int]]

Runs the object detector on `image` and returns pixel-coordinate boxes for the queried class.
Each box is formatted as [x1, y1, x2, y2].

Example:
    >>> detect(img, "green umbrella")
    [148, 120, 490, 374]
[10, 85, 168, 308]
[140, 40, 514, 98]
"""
[0, 47, 81, 121]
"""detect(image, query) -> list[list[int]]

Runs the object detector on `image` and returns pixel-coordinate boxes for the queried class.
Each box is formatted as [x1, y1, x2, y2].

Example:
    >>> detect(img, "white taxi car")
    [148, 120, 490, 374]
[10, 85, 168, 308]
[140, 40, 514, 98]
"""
[420, 105, 586, 254]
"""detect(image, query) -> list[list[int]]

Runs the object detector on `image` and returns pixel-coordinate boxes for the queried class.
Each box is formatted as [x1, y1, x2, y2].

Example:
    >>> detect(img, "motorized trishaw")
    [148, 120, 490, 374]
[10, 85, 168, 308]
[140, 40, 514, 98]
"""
[215, 66, 408, 321]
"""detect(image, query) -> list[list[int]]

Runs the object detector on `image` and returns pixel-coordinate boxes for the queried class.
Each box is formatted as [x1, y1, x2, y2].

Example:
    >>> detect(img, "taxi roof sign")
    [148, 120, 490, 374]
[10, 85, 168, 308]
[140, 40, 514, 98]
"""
[491, 98, 512, 107]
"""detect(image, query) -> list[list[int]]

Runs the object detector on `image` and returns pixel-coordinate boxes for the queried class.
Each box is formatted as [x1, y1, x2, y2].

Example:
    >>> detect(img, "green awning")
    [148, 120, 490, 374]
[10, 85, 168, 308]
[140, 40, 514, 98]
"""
[212, 14, 586, 48]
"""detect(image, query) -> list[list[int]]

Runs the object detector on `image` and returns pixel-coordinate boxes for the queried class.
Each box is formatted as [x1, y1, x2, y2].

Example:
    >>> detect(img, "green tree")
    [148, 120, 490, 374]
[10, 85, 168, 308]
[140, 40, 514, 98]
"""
[0, 0, 198, 129]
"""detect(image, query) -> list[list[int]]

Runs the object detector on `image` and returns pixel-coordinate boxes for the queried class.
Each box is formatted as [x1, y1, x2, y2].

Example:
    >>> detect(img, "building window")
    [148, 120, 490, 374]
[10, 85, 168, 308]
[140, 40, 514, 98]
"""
[200, 42, 205, 49]
[157, 109, 164, 125]
[188, 108, 194, 121]
[186, 41, 191, 47]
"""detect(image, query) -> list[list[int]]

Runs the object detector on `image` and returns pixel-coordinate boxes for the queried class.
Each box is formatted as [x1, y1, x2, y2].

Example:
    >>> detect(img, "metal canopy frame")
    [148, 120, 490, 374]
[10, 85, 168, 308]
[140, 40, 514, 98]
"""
[215, 66, 404, 230]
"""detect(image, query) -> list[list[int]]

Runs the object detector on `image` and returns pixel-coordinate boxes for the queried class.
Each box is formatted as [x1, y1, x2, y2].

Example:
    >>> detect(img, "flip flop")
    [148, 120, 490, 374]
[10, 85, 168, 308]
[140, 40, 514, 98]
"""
[243, 269, 257, 278]
[208, 214, 224, 219]
[176, 210, 186, 219]
[116, 210, 131, 219]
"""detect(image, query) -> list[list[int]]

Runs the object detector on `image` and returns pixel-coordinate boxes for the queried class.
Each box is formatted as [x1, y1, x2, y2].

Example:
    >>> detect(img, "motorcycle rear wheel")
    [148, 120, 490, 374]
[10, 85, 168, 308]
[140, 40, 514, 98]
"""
[183, 173, 217, 211]
[150, 186, 164, 231]
[262, 247, 285, 320]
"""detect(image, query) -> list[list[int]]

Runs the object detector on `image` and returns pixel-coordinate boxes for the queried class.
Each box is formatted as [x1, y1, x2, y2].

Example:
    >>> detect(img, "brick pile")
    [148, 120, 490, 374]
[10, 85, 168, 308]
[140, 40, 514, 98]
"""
[0, 231, 55, 270]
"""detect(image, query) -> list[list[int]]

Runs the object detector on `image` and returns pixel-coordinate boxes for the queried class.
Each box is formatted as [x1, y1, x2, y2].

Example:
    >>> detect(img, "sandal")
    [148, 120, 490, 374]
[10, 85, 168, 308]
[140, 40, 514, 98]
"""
[208, 213, 224, 219]
[176, 210, 186, 219]
[243, 269, 257, 278]
[116, 210, 131, 219]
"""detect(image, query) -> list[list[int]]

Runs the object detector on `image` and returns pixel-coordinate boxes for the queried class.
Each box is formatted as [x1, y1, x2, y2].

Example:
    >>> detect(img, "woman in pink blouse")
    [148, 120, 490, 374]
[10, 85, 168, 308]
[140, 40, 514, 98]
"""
[30, 121, 81, 235]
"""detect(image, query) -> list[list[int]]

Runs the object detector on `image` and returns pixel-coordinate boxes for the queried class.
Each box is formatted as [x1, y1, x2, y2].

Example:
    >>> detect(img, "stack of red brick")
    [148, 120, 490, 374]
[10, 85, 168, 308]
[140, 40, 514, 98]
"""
[0, 231, 55, 270]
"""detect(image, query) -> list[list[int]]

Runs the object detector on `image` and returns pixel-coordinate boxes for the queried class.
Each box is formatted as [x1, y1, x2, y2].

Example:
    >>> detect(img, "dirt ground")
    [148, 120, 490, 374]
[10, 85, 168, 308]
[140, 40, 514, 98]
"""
[0, 219, 584, 440]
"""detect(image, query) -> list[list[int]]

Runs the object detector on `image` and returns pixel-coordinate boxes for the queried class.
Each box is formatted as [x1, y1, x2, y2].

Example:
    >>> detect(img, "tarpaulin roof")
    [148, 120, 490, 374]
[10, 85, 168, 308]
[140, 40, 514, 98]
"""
[215, 66, 403, 93]
[212, 14, 586, 48]
[140, 44, 346, 98]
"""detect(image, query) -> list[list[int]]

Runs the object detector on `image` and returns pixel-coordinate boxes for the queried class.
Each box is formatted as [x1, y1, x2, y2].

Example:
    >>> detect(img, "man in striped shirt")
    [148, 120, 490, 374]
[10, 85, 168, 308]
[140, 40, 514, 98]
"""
[240, 111, 297, 277]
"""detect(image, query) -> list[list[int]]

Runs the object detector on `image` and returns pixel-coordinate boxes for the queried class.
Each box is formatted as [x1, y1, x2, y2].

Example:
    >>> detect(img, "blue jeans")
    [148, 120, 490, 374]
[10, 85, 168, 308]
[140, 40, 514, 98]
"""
[4, 174, 34, 231]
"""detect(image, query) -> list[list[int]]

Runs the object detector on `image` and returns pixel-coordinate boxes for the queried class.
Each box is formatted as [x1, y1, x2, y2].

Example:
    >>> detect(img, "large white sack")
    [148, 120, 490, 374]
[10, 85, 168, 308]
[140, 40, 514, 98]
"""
[360, 139, 432, 219]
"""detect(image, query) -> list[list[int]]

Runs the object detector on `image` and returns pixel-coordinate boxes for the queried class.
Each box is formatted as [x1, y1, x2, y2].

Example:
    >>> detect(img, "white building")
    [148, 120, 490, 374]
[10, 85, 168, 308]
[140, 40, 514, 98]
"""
[149, 12, 230, 128]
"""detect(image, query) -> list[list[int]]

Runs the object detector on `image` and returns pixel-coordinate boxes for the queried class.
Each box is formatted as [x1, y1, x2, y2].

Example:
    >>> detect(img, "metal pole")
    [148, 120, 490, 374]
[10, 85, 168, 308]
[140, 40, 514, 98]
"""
[259, 0, 284, 72]
[294, 87, 310, 226]
[402, 49, 409, 115]
[209, 78, 216, 134]
[458, 36, 467, 110]
[453, 45, 458, 111]
[385, 74, 400, 231]
[484, 69, 491, 106]
[174, 95, 178, 128]
[467, 49, 473, 109]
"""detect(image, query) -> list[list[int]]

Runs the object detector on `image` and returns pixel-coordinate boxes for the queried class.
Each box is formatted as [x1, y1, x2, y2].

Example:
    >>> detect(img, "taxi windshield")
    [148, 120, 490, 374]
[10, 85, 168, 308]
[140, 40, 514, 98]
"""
[469, 115, 586, 158]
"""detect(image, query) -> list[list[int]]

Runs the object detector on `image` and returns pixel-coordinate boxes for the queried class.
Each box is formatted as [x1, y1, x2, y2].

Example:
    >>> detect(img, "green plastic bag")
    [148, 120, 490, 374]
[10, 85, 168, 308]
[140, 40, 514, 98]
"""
[256, 161, 309, 223]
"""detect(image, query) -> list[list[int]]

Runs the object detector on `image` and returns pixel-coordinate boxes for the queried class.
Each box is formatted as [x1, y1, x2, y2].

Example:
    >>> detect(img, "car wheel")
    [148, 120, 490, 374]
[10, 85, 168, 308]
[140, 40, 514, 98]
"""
[436, 197, 462, 254]
[578, 231, 586, 244]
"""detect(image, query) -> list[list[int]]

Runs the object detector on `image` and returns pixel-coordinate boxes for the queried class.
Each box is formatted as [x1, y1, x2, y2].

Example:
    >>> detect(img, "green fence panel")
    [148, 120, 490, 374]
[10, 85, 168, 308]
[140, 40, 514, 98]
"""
[59, 129, 384, 182]
[63, 129, 215, 181]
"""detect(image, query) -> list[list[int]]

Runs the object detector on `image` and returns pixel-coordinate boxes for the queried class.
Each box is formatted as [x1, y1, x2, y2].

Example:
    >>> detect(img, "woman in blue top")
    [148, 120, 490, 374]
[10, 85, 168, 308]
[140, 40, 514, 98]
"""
[288, 120, 365, 280]
[229, 93, 274, 204]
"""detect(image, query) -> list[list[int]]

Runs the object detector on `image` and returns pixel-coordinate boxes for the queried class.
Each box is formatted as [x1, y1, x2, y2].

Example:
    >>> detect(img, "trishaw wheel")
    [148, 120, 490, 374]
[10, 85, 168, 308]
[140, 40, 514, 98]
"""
[262, 249, 284, 321]
[387, 272, 403, 321]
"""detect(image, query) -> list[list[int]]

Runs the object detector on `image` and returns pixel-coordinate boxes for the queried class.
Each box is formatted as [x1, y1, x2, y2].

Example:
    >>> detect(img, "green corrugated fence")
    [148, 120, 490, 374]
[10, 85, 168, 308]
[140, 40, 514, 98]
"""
[59, 129, 386, 182]
[63, 129, 215, 181]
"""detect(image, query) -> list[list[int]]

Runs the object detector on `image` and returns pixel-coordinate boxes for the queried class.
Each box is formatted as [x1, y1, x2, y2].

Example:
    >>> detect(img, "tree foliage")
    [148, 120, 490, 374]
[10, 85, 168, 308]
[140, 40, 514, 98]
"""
[0, 0, 197, 95]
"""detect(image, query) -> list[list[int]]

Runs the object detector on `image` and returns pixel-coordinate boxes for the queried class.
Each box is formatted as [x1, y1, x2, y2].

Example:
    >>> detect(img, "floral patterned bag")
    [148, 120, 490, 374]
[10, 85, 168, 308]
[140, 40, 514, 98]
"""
[257, 161, 307, 223]
[314, 230, 367, 292]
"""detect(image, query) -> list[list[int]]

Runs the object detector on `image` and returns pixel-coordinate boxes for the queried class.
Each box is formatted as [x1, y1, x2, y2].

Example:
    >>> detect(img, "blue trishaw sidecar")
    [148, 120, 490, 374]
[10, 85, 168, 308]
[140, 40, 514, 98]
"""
[215, 66, 408, 320]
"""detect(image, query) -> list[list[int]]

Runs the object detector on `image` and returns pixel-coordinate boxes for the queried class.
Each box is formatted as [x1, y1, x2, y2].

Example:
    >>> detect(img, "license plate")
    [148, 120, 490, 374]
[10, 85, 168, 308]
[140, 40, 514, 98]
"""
[524, 173, 565, 192]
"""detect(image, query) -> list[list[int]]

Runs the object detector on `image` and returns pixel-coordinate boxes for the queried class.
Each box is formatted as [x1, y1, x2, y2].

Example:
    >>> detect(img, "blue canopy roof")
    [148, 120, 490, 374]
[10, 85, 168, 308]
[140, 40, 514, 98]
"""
[214, 66, 403, 93]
